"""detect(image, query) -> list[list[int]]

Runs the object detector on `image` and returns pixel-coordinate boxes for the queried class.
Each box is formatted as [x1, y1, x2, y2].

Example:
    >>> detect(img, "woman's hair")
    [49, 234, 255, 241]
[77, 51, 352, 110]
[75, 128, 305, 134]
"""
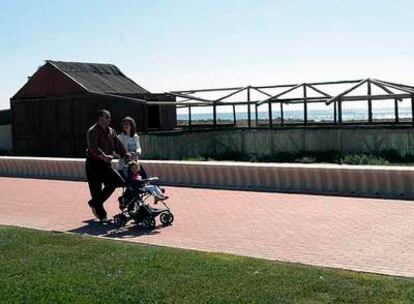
[121, 116, 136, 137]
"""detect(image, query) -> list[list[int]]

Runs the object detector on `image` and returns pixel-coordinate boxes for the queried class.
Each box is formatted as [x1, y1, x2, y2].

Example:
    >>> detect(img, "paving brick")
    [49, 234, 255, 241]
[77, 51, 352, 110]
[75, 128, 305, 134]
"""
[0, 177, 414, 277]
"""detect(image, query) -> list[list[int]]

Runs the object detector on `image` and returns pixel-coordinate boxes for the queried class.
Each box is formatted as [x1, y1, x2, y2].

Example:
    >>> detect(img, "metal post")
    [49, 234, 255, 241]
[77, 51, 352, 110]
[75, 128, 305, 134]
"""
[368, 80, 372, 123]
[213, 102, 217, 127]
[255, 103, 258, 127]
[188, 105, 192, 128]
[280, 102, 284, 126]
[338, 98, 342, 125]
[412, 97, 414, 127]
[303, 84, 308, 125]
[269, 101, 273, 128]
[233, 104, 236, 126]
[394, 98, 399, 123]
[247, 87, 251, 128]
[334, 101, 337, 124]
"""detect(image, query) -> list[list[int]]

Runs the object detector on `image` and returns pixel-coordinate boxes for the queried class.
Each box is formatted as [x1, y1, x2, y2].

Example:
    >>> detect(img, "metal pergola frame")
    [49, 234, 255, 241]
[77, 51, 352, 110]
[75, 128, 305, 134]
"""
[167, 78, 414, 128]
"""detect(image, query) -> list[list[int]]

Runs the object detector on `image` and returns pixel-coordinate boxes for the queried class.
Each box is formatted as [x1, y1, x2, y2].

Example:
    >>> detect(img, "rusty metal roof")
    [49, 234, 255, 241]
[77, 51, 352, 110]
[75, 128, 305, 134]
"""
[47, 60, 149, 94]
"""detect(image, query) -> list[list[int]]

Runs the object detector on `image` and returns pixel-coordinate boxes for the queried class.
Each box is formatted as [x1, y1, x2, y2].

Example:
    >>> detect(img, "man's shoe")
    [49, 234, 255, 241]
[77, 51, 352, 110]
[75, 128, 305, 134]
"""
[88, 200, 99, 218]
[154, 196, 162, 204]
[118, 196, 128, 209]
[157, 194, 168, 201]
[154, 195, 169, 204]
[99, 216, 112, 224]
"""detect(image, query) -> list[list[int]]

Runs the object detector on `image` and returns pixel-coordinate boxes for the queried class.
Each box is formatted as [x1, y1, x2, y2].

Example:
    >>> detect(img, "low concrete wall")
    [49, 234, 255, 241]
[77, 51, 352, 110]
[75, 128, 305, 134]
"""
[0, 157, 87, 181]
[1, 157, 413, 199]
[139, 127, 414, 160]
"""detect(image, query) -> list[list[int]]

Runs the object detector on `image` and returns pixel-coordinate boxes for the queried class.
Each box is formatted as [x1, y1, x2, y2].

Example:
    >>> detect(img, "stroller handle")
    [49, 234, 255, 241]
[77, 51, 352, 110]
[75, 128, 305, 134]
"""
[140, 177, 159, 182]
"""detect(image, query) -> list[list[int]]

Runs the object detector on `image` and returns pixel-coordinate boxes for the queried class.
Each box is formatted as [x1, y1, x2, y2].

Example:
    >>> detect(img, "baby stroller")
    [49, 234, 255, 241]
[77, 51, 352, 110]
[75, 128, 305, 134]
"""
[114, 165, 174, 230]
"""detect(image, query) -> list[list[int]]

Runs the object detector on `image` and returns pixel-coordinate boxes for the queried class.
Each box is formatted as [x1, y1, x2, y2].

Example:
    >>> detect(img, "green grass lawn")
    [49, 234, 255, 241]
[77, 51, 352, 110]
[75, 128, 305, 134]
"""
[1, 226, 414, 303]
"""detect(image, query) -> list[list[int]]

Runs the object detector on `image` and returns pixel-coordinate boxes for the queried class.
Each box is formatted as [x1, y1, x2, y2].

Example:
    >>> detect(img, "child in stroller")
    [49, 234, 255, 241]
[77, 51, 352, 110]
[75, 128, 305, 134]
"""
[114, 160, 174, 230]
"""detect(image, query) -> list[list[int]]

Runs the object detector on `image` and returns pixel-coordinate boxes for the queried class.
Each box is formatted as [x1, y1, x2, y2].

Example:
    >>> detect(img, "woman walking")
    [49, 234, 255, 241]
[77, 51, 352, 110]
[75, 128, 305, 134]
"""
[117, 116, 142, 171]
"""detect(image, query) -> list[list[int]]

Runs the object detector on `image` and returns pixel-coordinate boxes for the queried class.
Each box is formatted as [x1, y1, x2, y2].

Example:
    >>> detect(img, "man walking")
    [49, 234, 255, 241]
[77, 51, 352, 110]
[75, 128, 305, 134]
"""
[86, 109, 129, 223]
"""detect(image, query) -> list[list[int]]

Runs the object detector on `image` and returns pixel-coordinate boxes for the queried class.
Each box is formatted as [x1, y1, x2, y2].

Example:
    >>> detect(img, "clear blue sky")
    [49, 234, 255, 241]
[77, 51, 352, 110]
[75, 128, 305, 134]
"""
[1, 0, 413, 110]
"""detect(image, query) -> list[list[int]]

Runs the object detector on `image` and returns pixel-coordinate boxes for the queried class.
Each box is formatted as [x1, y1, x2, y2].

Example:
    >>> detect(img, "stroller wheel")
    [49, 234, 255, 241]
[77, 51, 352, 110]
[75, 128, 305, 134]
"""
[114, 213, 127, 228]
[160, 212, 174, 226]
[141, 217, 155, 230]
[140, 218, 150, 230]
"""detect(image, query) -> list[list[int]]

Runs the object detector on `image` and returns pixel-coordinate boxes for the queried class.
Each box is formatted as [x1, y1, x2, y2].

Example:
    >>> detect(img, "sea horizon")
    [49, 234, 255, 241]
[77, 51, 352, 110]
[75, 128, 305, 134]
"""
[177, 106, 412, 122]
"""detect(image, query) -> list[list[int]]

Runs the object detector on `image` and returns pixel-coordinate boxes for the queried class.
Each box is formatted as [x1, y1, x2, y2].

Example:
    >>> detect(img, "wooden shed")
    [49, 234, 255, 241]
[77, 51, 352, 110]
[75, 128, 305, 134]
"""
[10, 60, 176, 157]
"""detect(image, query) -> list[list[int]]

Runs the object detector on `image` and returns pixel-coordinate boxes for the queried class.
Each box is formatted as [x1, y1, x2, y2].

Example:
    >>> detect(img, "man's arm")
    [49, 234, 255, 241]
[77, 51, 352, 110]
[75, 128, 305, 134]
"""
[87, 127, 113, 162]
[87, 127, 103, 159]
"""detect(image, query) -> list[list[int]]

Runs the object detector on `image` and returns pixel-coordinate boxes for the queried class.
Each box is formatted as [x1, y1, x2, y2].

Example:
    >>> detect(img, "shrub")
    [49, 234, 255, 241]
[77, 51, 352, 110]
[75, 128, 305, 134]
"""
[342, 154, 390, 165]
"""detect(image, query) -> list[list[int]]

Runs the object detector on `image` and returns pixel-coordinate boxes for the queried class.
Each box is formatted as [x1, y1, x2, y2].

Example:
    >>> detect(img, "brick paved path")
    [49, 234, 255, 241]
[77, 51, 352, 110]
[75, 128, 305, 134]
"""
[1, 177, 414, 277]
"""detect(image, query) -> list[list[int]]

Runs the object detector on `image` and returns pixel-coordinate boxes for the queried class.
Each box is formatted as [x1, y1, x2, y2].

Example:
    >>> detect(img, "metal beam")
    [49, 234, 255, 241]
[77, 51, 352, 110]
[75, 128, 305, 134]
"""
[176, 102, 214, 107]
[306, 84, 331, 97]
[253, 84, 297, 89]
[216, 86, 249, 102]
[257, 83, 303, 105]
[185, 100, 261, 106]
[272, 97, 328, 103]
[170, 79, 372, 95]
[253, 79, 362, 90]
[167, 92, 213, 103]
[325, 78, 369, 105]
[374, 79, 414, 90]
[342, 93, 411, 101]
[370, 80, 403, 101]
[305, 79, 363, 86]
[274, 93, 410, 103]
[251, 87, 272, 97]
[176, 101, 258, 107]
[170, 86, 244, 94]
[371, 79, 414, 94]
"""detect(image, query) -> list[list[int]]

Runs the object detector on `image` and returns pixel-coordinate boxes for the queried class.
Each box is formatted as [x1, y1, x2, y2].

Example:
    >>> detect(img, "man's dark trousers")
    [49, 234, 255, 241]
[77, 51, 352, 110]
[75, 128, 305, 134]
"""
[85, 157, 124, 218]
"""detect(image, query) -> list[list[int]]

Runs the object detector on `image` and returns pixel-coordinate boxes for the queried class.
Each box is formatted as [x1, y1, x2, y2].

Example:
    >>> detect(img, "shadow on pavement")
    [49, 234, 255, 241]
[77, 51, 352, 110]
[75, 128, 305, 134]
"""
[68, 219, 161, 239]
